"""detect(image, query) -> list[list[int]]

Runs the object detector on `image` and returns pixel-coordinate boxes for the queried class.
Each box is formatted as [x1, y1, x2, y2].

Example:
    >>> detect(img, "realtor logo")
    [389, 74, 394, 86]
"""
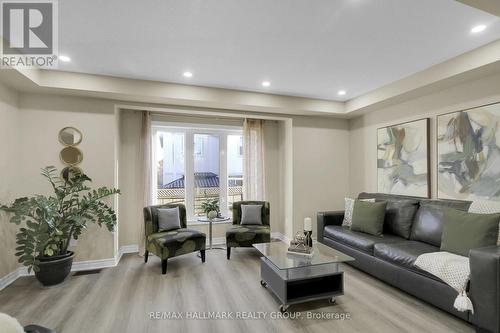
[1, 0, 58, 68]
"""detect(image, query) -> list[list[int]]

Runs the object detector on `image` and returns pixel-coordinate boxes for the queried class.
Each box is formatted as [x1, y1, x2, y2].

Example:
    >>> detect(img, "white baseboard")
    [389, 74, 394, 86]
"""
[0, 234, 296, 291]
[0, 268, 22, 291]
[71, 257, 118, 272]
[0, 244, 140, 291]
[116, 244, 140, 263]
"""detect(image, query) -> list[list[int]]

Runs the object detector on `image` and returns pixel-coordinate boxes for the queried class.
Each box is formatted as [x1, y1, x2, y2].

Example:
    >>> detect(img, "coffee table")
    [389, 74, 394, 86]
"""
[253, 241, 354, 312]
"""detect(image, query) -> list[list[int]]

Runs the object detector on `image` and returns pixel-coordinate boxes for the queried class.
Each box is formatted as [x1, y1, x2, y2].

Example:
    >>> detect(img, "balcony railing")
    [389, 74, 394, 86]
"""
[156, 186, 243, 215]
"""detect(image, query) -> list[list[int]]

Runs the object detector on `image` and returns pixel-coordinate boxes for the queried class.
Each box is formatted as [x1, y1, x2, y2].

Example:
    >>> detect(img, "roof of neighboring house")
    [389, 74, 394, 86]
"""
[163, 172, 219, 189]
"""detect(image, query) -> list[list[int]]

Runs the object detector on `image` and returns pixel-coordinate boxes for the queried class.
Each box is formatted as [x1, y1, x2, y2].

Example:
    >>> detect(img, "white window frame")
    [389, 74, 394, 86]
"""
[152, 122, 242, 223]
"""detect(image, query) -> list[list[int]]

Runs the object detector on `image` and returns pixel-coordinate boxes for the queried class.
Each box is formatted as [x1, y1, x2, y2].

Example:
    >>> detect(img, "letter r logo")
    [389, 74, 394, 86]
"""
[2, 1, 54, 55]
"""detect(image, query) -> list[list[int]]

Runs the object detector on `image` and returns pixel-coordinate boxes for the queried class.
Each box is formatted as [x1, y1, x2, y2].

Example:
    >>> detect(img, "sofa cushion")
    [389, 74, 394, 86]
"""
[351, 201, 387, 236]
[374, 241, 439, 270]
[384, 200, 419, 239]
[342, 197, 375, 227]
[410, 204, 445, 247]
[324, 225, 404, 254]
[441, 208, 500, 257]
[358, 192, 471, 211]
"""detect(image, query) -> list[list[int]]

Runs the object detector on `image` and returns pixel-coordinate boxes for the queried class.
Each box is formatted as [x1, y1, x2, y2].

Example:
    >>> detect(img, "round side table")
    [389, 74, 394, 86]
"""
[197, 216, 230, 250]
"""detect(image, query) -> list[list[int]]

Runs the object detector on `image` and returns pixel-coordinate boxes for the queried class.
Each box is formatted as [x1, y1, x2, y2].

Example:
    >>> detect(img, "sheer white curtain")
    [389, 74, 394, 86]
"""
[243, 119, 266, 200]
[138, 111, 152, 255]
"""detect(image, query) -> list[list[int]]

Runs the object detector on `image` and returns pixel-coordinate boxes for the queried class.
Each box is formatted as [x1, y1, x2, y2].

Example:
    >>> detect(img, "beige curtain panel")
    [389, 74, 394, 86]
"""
[243, 118, 266, 201]
[138, 111, 152, 256]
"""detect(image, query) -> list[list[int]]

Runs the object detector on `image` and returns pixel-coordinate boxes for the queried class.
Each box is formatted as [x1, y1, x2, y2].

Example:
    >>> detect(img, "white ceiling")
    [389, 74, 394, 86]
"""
[56, 0, 500, 101]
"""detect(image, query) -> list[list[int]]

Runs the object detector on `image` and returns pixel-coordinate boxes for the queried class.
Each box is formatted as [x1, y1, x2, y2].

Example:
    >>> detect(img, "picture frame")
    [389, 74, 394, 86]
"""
[377, 118, 430, 198]
[437, 102, 500, 201]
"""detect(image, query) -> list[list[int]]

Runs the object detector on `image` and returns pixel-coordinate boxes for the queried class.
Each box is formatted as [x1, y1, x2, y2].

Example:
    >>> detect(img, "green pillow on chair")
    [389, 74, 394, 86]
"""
[441, 208, 500, 257]
[351, 200, 387, 236]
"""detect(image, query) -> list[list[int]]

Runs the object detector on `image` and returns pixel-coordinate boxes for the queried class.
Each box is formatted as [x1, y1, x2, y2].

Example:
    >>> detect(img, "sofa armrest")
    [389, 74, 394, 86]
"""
[316, 211, 344, 243]
[470, 245, 500, 333]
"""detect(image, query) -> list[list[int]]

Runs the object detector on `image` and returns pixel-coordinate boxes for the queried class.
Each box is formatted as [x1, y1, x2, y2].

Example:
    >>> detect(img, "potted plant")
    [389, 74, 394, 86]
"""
[0, 166, 119, 286]
[200, 198, 220, 220]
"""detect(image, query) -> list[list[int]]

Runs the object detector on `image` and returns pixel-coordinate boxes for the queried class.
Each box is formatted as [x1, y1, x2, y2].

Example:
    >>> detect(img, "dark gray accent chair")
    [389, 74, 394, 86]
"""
[226, 201, 270, 260]
[143, 203, 206, 274]
[317, 192, 500, 333]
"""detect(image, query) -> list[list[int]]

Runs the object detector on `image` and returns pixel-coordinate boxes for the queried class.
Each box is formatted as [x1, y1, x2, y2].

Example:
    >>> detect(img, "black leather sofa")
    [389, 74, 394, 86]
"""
[317, 192, 500, 333]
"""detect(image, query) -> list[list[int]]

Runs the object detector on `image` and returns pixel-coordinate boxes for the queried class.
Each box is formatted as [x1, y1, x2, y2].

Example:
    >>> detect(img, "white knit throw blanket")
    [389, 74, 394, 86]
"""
[414, 251, 473, 313]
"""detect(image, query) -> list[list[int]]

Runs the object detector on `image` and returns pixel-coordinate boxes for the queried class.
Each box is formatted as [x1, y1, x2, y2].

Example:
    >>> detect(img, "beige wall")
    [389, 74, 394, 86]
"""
[349, 72, 500, 198]
[0, 83, 21, 279]
[17, 93, 118, 262]
[292, 116, 350, 237]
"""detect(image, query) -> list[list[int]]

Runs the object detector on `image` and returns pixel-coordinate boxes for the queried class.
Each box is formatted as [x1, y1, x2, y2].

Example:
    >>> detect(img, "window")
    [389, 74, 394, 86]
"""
[193, 135, 205, 157]
[153, 124, 243, 222]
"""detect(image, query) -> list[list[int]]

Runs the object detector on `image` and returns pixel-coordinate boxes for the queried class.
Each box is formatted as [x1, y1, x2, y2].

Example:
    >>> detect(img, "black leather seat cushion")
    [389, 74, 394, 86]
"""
[324, 225, 404, 254]
[374, 241, 441, 280]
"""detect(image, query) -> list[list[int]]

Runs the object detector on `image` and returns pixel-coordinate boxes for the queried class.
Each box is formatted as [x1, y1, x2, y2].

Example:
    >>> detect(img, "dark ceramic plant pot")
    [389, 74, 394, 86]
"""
[35, 251, 74, 286]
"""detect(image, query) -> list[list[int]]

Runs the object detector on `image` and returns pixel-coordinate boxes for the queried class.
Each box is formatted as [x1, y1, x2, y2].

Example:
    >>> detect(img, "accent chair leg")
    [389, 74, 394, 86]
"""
[161, 259, 167, 275]
[144, 250, 149, 263]
[227, 247, 231, 260]
[200, 250, 206, 263]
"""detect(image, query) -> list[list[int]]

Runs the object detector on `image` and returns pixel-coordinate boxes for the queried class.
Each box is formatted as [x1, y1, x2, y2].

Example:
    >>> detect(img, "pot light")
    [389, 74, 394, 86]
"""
[183, 71, 193, 78]
[471, 24, 486, 33]
[338, 90, 347, 96]
[262, 81, 271, 87]
[58, 55, 71, 62]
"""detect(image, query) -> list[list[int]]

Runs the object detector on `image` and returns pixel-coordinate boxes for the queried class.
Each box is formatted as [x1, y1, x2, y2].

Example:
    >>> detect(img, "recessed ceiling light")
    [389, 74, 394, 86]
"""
[58, 55, 71, 62]
[262, 81, 271, 87]
[183, 71, 193, 78]
[471, 24, 486, 33]
[338, 90, 347, 96]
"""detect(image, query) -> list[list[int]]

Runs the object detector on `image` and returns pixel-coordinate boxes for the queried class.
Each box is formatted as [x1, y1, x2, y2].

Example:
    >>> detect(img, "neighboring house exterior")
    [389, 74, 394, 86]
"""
[159, 133, 243, 187]
[156, 132, 243, 214]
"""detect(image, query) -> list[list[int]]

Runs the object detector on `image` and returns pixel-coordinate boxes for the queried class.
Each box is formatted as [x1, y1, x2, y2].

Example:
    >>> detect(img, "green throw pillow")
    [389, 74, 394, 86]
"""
[441, 208, 500, 257]
[351, 201, 387, 236]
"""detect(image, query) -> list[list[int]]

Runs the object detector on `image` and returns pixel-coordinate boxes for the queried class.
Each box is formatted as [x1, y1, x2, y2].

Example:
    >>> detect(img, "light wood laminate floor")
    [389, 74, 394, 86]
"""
[0, 248, 474, 333]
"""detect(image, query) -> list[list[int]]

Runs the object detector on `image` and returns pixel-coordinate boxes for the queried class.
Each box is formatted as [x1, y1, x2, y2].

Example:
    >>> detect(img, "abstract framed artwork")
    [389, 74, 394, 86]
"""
[377, 118, 430, 197]
[437, 102, 500, 201]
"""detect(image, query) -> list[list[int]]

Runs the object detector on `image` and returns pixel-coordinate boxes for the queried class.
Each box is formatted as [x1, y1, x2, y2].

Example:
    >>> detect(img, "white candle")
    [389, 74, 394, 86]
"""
[304, 217, 312, 231]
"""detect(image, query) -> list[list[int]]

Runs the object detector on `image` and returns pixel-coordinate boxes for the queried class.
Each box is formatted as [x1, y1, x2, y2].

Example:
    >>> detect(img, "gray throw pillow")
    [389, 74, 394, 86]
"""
[158, 207, 181, 231]
[241, 205, 263, 225]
